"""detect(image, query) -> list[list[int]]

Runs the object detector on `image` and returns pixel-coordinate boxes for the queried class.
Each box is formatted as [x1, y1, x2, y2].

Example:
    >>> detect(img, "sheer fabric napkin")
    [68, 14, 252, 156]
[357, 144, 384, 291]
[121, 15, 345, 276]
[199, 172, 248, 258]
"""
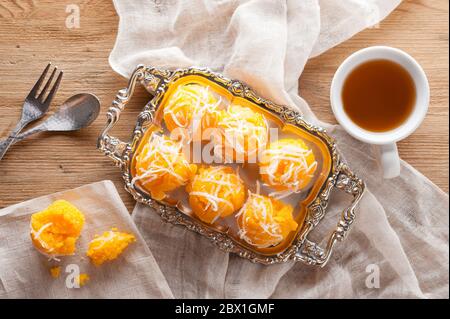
[109, 0, 449, 298]
[0, 181, 173, 299]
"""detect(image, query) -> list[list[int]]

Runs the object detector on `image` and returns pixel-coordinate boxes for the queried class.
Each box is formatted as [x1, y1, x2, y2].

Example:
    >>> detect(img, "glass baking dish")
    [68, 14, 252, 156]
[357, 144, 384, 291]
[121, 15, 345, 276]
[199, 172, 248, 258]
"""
[98, 65, 365, 266]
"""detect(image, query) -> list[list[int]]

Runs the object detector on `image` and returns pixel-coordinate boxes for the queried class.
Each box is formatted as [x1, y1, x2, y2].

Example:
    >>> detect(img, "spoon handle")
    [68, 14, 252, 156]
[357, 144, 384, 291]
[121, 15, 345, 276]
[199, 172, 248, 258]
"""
[0, 124, 46, 147]
[0, 119, 27, 161]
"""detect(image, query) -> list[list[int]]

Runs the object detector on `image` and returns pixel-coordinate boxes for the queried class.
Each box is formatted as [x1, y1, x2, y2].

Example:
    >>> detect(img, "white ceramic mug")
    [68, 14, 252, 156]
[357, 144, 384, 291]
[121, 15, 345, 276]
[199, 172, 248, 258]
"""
[330, 46, 429, 179]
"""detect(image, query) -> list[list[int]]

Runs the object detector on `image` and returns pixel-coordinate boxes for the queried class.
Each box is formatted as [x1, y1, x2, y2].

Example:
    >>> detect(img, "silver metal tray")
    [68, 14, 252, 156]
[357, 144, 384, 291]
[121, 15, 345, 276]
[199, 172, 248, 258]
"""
[98, 65, 365, 267]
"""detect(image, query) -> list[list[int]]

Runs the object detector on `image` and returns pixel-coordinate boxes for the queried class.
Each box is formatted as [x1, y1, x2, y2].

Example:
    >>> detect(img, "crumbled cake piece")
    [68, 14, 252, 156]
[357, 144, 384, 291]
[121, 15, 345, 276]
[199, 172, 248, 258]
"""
[49, 266, 61, 278]
[87, 228, 136, 266]
[30, 200, 85, 257]
[76, 273, 90, 287]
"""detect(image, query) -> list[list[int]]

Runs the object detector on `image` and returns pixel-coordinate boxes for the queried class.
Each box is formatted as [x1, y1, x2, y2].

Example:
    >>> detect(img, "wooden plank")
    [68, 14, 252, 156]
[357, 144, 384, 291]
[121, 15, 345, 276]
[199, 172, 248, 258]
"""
[0, 0, 448, 212]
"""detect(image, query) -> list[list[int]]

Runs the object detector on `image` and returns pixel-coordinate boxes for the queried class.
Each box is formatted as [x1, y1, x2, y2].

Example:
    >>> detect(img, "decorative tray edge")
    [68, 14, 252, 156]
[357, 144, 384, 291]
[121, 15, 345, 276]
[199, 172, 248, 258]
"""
[97, 65, 365, 266]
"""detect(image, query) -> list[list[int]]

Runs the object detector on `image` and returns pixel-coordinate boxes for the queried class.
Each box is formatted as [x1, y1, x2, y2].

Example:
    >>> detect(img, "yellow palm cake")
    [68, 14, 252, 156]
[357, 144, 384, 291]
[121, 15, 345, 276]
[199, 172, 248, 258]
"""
[187, 166, 246, 224]
[217, 104, 268, 162]
[163, 84, 221, 139]
[30, 200, 85, 257]
[87, 228, 136, 266]
[236, 192, 297, 248]
[133, 133, 197, 200]
[259, 138, 317, 199]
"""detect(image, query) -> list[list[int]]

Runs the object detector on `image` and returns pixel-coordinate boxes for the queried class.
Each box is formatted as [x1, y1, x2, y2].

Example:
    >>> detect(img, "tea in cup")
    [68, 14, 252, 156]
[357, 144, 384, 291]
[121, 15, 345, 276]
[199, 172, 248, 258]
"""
[330, 46, 429, 179]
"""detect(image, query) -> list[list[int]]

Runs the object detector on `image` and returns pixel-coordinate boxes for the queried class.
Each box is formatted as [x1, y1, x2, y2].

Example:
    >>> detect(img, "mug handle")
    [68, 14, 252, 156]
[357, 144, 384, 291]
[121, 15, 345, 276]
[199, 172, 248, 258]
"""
[378, 143, 401, 179]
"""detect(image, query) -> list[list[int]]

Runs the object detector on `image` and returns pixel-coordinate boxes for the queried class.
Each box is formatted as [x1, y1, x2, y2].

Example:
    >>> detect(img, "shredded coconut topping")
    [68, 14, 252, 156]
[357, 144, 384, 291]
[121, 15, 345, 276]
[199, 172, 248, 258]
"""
[218, 105, 268, 159]
[164, 84, 222, 136]
[236, 192, 284, 248]
[261, 141, 317, 197]
[132, 133, 191, 189]
[31, 222, 53, 250]
[190, 167, 244, 223]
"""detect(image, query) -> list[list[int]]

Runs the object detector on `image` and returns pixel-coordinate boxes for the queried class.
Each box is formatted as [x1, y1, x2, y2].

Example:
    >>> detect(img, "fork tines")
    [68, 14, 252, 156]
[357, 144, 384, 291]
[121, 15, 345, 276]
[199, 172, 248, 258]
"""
[29, 63, 63, 105]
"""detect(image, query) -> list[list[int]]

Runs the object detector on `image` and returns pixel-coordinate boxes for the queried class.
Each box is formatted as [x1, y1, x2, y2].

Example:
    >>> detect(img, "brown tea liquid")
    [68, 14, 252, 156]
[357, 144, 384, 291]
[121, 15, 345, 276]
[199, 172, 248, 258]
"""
[342, 59, 416, 132]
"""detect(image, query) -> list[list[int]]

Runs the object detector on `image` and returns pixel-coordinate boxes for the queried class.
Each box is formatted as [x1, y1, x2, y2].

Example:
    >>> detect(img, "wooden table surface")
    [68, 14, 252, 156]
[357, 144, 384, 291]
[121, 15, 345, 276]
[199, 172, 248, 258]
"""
[0, 0, 448, 212]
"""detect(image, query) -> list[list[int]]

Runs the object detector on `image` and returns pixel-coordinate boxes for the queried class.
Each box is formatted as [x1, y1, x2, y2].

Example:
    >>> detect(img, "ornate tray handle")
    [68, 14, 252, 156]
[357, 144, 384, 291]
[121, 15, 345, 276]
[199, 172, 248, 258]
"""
[97, 65, 147, 165]
[294, 163, 365, 267]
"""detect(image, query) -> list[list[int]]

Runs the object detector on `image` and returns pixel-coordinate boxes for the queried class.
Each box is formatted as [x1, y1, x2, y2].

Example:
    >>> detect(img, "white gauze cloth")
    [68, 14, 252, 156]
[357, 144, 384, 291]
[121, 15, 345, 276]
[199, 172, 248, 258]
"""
[109, 0, 449, 298]
[0, 181, 173, 299]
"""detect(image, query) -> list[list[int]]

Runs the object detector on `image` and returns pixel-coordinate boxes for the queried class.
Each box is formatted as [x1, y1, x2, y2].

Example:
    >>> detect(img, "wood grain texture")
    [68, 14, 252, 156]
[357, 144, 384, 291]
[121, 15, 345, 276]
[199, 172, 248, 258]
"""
[0, 0, 448, 212]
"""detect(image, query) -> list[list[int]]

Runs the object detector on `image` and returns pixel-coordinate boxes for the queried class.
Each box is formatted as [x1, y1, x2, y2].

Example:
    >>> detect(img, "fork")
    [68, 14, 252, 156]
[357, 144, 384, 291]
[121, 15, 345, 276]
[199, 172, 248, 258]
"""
[0, 63, 63, 160]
